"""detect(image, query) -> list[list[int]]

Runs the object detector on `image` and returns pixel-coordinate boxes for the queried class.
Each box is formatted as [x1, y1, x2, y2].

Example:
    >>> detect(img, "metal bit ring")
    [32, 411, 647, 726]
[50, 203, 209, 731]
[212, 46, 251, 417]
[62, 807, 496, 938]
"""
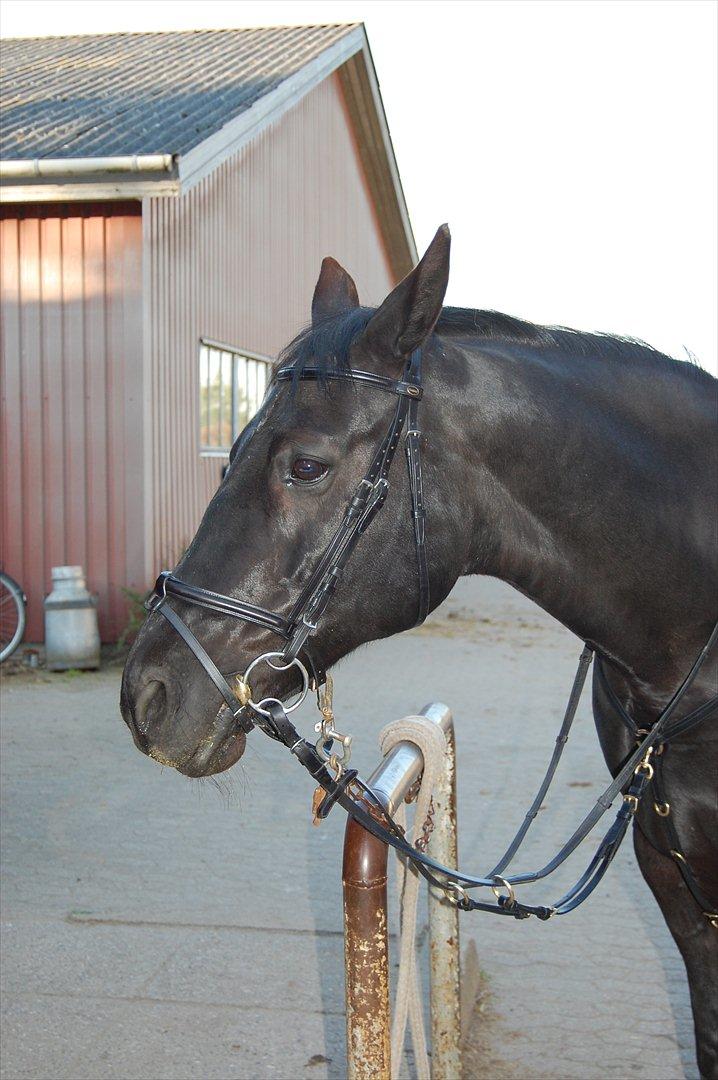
[491, 876, 517, 907]
[239, 652, 309, 718]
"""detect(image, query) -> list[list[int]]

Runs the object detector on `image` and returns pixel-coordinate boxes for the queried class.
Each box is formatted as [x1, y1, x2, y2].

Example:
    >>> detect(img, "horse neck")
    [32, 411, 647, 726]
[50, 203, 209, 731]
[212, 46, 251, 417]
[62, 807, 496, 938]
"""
[435, 335, 716, 690]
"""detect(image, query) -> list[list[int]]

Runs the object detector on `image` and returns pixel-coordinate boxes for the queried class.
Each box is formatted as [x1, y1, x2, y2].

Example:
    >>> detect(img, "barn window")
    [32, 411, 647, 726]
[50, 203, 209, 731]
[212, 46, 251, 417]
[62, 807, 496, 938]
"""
[199, 339, 272, 455]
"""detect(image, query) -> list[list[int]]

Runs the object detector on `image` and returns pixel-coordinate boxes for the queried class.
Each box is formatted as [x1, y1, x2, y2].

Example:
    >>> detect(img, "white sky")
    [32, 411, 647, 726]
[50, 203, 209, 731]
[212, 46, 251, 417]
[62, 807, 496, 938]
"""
[3, 0, 716, 373]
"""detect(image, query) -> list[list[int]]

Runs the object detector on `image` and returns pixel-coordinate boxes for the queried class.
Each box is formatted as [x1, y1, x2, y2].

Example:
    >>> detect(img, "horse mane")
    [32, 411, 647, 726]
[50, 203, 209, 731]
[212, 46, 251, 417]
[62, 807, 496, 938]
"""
[278, 305, 713, 385]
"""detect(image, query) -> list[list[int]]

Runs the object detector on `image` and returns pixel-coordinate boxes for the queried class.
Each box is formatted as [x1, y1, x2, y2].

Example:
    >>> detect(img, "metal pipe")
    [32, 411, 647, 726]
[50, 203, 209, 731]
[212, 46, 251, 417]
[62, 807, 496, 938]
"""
[367, 701, 453, 812]
[342, 702, 454, 1080]
[0, 155, 174, 179]
[426, 713, 462, 1080]
[343, 798, 391, 1080]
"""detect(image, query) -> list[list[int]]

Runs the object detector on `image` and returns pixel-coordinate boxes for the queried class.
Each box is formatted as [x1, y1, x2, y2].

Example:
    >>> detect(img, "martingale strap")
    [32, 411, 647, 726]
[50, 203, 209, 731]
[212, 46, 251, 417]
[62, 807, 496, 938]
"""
[595, 652, 718, 923]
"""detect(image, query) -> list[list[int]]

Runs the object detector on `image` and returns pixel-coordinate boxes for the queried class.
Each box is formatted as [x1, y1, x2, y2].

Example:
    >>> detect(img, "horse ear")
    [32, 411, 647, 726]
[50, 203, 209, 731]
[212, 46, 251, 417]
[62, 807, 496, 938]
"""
[362, 225, 450, 360]
[312, 257, 360, 325]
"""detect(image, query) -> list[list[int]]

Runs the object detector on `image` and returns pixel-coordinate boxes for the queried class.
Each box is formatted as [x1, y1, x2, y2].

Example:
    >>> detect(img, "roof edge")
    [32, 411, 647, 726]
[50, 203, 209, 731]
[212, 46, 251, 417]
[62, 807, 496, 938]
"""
[176, 27, 365, 191]
[337, 28, 418, 276]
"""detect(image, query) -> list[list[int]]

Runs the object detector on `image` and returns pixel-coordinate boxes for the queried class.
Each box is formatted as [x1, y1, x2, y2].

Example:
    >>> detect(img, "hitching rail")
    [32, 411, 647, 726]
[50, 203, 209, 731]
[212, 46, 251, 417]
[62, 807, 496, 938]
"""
[343, 702, 461, 1080]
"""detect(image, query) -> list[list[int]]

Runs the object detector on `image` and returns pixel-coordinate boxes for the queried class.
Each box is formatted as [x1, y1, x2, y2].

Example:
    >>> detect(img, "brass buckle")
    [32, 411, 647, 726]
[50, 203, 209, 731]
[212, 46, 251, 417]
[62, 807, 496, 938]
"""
[623, 793, 640, 814]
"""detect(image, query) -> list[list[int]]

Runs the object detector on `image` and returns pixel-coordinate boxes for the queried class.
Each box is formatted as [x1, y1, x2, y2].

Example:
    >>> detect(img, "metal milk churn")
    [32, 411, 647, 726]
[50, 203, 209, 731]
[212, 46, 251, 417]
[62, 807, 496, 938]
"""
[44, 566, 101, 671]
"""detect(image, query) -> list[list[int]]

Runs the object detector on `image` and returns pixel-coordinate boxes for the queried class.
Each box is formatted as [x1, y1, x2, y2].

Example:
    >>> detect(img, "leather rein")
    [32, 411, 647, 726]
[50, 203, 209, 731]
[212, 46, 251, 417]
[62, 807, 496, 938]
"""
[146, 349, 718, 924]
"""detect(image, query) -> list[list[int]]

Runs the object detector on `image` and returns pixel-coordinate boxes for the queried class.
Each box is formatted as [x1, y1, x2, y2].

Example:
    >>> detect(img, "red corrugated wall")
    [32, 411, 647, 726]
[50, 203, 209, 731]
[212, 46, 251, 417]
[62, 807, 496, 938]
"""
[0, 203, 144, 641]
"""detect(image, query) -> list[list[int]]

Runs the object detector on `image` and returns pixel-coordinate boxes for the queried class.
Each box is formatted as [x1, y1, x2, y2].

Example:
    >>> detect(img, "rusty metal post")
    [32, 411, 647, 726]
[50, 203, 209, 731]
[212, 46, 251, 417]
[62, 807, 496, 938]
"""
[342, 702, 456, 1080]
[343, 804, 391, 1080]
[426, 706, 462, 1079]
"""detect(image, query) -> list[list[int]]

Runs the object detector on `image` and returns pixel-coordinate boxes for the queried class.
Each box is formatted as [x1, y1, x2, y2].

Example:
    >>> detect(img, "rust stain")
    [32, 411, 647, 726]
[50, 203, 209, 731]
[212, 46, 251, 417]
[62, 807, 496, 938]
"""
[343, 808, 391, 1079]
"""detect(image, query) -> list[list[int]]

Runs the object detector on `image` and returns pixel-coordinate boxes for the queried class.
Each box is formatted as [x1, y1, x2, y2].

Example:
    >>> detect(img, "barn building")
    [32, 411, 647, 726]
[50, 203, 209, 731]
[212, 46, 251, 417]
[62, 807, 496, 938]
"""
[0, 25, 416, 641]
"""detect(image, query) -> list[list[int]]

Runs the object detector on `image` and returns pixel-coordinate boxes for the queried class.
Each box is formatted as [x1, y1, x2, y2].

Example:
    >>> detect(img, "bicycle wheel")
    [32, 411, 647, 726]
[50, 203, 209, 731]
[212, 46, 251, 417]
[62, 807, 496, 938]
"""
[0, 572, 26, 662]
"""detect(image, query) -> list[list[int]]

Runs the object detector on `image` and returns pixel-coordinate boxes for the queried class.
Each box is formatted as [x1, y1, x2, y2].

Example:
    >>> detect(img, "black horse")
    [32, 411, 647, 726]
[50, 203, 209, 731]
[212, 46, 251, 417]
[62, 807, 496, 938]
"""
[121, 227, 717, 1076]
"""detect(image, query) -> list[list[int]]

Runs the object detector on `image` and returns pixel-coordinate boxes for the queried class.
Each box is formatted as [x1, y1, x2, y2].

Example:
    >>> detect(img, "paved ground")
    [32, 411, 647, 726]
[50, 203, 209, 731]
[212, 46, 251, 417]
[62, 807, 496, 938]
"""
[1, 577, 698, 1080]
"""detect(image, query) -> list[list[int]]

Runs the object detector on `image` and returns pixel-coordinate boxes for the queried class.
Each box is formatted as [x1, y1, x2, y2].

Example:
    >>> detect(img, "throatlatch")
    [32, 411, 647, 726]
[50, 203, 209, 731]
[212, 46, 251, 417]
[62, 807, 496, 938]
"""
[145, 347, 718, 925]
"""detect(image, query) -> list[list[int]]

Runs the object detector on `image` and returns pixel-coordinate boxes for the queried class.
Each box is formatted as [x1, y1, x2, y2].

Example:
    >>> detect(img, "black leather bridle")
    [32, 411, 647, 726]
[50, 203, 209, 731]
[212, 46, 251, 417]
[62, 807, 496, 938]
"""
[145, 348, 718, 924]
[148, 347, 427, 722]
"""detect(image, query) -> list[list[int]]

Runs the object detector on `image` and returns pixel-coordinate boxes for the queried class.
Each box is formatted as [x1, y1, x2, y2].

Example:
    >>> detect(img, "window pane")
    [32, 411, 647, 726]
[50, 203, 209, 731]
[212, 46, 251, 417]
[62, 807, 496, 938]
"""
[199, 345, 210, 447]
[199, 342, 271, 453]
[236, 354, 249, 434]
[219, 351, 233, 448]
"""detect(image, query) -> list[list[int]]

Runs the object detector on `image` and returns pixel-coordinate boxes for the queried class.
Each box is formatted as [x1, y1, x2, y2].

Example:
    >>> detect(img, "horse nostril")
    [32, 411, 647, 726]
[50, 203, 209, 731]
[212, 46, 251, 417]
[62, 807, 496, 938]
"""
[136, 679, 168, 737]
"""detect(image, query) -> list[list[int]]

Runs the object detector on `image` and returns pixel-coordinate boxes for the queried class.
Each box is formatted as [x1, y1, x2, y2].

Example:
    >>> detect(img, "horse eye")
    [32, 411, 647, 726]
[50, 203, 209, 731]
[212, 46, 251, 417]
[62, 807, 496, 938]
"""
[290, 457, 328, 484]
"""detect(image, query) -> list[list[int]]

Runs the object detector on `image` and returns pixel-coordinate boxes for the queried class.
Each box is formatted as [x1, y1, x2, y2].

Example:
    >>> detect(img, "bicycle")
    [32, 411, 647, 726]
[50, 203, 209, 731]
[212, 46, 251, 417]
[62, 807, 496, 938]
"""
[0, 572, 26, 662]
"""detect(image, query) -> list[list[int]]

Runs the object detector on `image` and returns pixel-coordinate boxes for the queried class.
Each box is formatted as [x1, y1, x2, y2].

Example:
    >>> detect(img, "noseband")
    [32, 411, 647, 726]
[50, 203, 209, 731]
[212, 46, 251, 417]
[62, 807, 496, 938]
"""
[145, 348, 718, 924]
[147, 348, 428, 730]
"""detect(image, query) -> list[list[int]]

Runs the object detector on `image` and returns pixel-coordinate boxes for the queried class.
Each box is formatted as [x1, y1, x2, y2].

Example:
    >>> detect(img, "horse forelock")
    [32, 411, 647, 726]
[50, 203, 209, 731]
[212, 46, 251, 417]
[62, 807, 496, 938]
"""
[276, 307, 376, 390]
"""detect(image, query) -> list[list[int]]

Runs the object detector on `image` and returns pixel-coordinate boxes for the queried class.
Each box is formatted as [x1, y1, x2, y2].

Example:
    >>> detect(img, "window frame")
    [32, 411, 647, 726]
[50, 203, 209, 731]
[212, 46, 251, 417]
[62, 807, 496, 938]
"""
[198, 336, 273, 458]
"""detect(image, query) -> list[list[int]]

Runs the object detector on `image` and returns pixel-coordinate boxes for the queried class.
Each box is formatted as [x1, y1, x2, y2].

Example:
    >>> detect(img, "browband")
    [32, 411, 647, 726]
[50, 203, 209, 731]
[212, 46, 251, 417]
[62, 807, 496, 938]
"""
[274, 366, 423, 399]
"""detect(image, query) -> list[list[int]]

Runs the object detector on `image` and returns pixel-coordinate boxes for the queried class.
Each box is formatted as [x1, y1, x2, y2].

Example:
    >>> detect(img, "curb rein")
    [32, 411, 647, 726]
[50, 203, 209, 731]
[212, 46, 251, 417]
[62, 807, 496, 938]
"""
[146, 350, 718, 925]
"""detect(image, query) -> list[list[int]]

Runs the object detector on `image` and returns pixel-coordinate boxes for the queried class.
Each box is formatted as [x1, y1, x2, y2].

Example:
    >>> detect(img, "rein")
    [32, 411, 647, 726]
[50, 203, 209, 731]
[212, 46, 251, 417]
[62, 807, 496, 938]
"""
[146, 349, 718, 924]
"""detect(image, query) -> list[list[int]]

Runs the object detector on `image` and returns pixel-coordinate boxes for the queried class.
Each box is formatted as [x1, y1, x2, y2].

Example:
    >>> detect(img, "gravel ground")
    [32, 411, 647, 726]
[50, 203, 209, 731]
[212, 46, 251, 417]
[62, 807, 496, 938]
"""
[0, 576, 697, 1080]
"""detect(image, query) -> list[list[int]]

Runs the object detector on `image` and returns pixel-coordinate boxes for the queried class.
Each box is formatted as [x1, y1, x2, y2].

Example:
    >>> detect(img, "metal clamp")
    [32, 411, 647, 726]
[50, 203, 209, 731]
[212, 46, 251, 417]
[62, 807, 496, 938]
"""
[314, 719, 353, 767]
[634, 745, 655, 780]
[236, 652, 309, 718]
[313, 673, 353, 768]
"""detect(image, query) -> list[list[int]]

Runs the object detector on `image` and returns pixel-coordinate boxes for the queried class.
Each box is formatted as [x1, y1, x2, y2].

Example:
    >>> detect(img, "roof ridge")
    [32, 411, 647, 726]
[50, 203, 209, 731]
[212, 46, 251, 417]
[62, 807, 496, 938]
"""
[2, 24, 361, 44]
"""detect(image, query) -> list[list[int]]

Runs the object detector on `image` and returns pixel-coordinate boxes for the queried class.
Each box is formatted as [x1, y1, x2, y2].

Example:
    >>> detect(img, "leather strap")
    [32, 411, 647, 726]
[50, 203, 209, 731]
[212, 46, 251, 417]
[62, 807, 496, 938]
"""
[489, 645, 594, 876]
[649, 756, 718, 917]
[594, 652, 718, 745]
[275, 366, 424, 399]
[404, 350, 430, 625]
[153, 600, 254, 734]
[156, 572, 291, 637]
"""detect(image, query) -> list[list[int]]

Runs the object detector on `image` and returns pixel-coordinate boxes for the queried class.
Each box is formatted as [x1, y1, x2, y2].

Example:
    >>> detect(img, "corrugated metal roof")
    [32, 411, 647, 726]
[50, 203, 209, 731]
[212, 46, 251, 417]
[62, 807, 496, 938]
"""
[0, 25, 358, 159]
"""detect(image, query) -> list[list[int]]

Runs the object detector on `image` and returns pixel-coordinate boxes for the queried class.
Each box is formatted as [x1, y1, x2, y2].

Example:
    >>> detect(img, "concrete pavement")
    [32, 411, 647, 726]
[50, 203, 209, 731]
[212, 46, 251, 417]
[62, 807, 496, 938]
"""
[0, 577, 698, 1079]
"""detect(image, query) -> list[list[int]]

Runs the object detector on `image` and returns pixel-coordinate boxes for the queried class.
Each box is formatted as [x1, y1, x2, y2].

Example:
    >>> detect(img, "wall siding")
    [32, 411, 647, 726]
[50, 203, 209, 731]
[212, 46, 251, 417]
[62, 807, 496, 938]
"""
[0, 207, 144, 641]
[144, 73, 395, 571]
